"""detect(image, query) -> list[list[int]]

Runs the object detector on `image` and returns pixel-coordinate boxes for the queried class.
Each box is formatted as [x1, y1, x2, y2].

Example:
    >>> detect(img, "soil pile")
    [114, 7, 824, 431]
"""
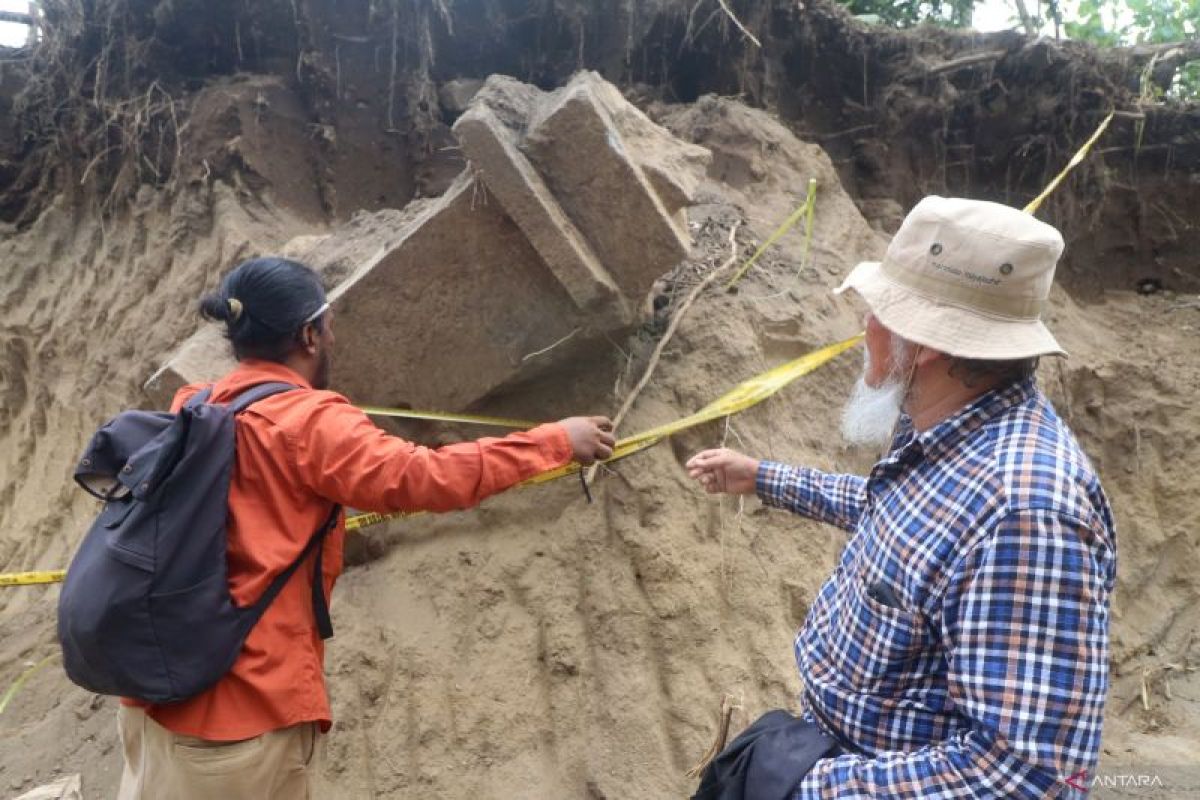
[1, 1, 1198, 798]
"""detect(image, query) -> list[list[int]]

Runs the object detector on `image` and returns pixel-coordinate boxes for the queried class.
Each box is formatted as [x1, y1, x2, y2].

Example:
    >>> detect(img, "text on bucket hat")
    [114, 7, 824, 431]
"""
[835, 196, 1067, 361]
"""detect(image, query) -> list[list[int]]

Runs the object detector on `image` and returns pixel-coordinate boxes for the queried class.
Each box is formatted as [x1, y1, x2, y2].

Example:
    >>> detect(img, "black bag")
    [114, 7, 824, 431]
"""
[692, 710, 842, 800]
[57, 382, 340, 704]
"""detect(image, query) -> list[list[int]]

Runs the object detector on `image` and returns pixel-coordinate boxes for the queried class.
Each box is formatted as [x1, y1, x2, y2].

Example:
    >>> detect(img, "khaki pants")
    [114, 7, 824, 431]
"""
[117, 706, 324, 800]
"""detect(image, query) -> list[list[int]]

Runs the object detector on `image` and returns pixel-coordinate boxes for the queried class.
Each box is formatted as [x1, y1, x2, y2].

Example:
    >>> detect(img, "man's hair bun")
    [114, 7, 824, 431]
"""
[198, 257, 326, 363]
[199, 292, 232, 322]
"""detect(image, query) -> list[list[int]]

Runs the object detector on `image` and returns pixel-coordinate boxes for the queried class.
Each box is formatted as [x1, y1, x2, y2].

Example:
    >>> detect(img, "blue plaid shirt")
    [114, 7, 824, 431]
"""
[757, 378, 1116, 799]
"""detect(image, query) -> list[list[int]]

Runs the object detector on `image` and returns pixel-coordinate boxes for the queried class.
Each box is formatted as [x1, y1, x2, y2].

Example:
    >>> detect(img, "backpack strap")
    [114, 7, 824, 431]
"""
[309, 510, 336, 640]
[245, 503, 342, 640]
[227, 382, 299, 413]
[221, 381, 337, 638]
[183, 381, 295, 413]
[183, 386, 214, 410]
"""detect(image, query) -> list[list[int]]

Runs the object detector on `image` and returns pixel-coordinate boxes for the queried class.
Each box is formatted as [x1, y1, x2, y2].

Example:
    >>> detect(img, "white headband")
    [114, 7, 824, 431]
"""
[303, 302, 330, 324]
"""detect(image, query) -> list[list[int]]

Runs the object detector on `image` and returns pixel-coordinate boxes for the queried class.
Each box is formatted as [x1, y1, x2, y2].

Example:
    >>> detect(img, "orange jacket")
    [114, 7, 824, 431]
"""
[126, 359, 571, 740]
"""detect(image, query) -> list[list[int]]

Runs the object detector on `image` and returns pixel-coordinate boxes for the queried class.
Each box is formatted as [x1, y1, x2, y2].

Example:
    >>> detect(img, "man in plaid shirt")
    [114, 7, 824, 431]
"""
[688, 197, 1116, 798]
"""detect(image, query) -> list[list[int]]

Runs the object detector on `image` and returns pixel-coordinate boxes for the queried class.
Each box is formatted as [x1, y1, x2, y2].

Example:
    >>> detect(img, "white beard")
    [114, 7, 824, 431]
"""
[841, 350, 907, 448]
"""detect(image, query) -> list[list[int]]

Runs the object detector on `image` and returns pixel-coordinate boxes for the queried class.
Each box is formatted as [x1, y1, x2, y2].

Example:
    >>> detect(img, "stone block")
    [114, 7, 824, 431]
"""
[582, 75, 711, 220]
[454, 91, 627, 321]
[147, 71, 710, 414]
[143, 325, 234, 408]
[521, 72, 698, 306]
[328, 172, 582, 410]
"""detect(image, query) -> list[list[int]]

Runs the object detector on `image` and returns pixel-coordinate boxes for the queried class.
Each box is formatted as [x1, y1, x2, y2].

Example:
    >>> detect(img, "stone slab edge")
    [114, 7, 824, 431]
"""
[526, 79, 691, 276]
[143, 324, 235, 408]
[454, 106, 630, 323]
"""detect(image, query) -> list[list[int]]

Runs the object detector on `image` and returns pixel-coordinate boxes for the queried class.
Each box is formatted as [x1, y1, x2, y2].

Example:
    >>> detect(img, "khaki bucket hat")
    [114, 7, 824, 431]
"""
[836, 196, 1067, 360]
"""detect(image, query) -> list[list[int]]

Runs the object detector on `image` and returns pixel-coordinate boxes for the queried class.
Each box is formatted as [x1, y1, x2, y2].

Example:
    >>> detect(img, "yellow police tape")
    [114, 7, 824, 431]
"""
[1024, 112, 1114, 215]
[0, 570, 67, 588]
[726, 178, 817, 289]
[528, 333, 862, 484]
[355, 406, 536, 429]
[346, 334, 862, 531]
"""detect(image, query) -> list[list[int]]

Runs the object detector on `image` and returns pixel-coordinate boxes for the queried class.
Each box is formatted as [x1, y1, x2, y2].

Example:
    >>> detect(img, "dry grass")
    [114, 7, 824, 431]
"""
[8, 1, 186, 218]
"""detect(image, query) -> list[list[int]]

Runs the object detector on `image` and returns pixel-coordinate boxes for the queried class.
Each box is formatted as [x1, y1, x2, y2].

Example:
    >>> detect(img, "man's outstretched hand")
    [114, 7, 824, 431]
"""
[558, 416, 616, 465]
[686, 448, 761, 495]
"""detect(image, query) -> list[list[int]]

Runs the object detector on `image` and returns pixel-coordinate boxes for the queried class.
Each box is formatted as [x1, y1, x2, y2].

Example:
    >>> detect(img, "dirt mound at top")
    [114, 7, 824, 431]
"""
[4, 0, 1197, 297]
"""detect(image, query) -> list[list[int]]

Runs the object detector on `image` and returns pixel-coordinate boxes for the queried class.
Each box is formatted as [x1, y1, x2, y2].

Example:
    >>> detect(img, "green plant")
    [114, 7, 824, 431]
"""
[1065, 0, 1200, 98]
[839, 0, 977, 28]
[837, 0, 1200, 100]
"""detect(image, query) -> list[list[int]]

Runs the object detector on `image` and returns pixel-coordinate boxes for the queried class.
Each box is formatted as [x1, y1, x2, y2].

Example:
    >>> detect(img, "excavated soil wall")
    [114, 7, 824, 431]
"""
[1, 1, 1197, 797]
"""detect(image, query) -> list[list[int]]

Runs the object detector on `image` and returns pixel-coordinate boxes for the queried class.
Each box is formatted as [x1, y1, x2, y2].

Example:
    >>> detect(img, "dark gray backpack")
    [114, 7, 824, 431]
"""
[57, 382, 340, 704]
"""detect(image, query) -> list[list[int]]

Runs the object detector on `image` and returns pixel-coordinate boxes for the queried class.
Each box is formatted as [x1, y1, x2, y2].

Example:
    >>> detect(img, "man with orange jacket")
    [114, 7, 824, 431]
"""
[117, 257, 614, 799]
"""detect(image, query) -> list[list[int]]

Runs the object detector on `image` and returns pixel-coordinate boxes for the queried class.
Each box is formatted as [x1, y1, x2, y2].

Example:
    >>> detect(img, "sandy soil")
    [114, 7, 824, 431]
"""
[0, 87, 1197, 799]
